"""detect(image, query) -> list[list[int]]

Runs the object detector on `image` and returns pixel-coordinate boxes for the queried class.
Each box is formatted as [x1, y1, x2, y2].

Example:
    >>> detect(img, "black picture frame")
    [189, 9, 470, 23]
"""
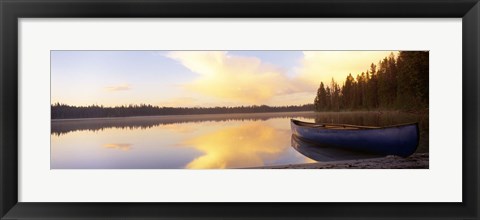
[1, 0, 478, 219]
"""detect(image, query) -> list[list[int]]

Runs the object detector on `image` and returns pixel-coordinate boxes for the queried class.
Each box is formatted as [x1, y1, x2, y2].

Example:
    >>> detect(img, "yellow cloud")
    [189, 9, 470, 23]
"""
[104, 83, 131, 92]
[167, 51, 299, 105]
[182, 122, 290, 169]
[297, 51, 397, 89]
[166, 51, 398, 106]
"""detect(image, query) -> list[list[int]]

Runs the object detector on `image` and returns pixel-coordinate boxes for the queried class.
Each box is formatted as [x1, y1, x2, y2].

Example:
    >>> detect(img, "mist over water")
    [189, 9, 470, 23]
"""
[51, 111, 428, 169]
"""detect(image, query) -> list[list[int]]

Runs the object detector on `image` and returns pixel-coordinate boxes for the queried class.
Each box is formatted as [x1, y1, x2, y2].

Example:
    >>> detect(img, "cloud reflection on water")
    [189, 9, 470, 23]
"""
[182, 122, 290, 169]
[103, 143, 132, 151]
[51, 112, 428, 169]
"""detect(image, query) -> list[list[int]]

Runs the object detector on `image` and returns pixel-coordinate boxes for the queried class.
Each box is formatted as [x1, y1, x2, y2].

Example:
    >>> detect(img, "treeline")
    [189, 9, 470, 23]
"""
[51, 103, 314, 119]
[52, 115, 302, 135]
[314, 51, 428, 111]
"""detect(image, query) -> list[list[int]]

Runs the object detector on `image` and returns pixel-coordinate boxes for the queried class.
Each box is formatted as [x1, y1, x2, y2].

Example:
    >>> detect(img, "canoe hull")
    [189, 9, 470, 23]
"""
[291, 120, 419, 157]
[291, 134, 383, 162]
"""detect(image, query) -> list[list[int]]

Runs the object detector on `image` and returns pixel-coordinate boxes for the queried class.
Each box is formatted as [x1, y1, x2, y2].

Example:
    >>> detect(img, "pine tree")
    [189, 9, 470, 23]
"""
[314, 82, 327, 111]
[312, 51, 428, 112]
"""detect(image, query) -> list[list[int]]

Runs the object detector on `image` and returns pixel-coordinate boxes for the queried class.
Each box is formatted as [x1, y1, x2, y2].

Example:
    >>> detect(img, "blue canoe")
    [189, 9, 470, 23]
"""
[290, 119, 419, 157]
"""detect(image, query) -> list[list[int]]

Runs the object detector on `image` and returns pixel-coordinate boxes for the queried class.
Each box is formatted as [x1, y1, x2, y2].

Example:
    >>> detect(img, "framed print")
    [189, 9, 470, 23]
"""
[49, 50, 429, 170]
[1, 0, 479, 219]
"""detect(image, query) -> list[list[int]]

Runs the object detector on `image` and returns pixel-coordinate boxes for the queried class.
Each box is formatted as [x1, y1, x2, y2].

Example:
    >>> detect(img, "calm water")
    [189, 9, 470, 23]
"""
[51, 111, 428, 169]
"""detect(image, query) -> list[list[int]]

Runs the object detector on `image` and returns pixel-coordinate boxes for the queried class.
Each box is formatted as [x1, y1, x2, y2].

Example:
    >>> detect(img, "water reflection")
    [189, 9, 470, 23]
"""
[103, 143, 132, 151]
[51, 111, 429, 169]
[51, 112, 314, 136]
[182, 122, 290, 169]
[291, 135, 383, 162]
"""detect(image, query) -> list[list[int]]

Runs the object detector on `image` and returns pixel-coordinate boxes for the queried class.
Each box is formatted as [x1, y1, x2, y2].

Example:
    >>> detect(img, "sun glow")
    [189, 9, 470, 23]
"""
[52, 50, 398, 107]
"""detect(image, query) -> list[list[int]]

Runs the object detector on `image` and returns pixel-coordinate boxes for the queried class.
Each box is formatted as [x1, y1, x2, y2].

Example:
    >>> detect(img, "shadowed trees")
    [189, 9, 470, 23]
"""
[314, 82, 327, 111]
[396, 51, 429, 109]
[51, 103, 315, 119]
[314, 51, 428, 111]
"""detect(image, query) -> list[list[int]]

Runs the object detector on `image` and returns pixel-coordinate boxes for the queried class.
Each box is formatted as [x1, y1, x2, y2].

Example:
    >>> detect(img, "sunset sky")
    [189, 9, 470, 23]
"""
[51, 51, 397, 107]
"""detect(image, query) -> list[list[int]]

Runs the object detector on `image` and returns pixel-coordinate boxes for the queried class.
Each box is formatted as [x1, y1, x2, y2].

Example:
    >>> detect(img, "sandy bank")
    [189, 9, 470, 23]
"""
[246, 153, 429, 169]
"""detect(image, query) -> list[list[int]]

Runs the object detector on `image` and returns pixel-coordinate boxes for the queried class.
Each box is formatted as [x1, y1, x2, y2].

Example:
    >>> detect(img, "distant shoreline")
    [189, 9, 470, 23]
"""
[51, 111, 318, 122]
[51, 110, 422, 122]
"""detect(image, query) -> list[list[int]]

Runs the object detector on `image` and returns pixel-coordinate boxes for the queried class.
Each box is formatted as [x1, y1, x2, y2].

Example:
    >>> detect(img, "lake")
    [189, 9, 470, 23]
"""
[51, 111, 428, 169]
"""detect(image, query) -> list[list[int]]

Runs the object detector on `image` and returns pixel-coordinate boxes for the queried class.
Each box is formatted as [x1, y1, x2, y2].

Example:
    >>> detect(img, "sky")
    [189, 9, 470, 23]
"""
[51, 50, 396, 107]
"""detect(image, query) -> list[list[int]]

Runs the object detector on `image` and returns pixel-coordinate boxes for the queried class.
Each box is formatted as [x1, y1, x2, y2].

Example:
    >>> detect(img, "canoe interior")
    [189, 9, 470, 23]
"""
[291, 119, 416, 130]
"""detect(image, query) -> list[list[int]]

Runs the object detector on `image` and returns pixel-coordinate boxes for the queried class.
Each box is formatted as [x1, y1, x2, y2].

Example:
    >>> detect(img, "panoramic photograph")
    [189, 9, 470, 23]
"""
[51, 50, 429, 169]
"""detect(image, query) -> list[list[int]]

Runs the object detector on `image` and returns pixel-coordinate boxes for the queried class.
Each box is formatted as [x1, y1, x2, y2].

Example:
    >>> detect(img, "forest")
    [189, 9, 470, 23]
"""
[313, 51, 428, 111]
[51, 103, 314, 119]
[52, 51, 427, 119]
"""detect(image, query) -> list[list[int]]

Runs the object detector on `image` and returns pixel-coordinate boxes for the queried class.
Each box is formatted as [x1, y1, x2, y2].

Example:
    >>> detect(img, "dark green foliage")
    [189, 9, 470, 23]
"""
[330, 78, 341, 111]
[367, 63, 379, 109]
[325, 86, 332, 110]
[342, 73, 355, 109]
[314, 82, 327, 111]
[313, 51, 429, 111]
[396, 51, 429, 109]
[314, 79, 342, 111]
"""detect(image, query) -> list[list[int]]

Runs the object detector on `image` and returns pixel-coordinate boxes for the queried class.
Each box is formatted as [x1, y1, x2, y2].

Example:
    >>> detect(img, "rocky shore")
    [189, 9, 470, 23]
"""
[251, 153, 429, 169]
